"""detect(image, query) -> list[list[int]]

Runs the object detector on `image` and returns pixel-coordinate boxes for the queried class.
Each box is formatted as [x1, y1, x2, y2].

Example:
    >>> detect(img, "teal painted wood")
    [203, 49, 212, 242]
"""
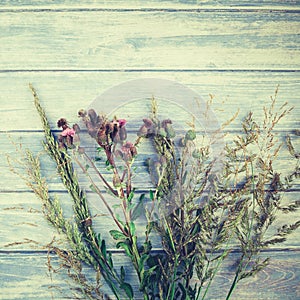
[0, 72, 299, 131]
[1, 131, 299, 191]
[0, 11, 299, 70]
[0, 0, 299, 9]
[1, 190, 299, 250]
[0, 1, 299, 299]
[0, 251, 299, 299]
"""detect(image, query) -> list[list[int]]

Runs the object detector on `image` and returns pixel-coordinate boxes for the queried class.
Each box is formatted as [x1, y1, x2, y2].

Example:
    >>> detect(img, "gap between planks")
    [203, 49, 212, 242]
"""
[1, 69, 300, 73]
[0, 6, 300, 13]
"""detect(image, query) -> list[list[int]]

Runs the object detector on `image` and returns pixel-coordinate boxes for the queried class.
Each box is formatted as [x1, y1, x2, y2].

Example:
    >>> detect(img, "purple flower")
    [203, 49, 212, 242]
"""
[118, 119, 127, 127]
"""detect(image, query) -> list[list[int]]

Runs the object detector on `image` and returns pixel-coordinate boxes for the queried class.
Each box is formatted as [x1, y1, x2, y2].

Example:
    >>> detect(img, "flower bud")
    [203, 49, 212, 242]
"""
[158, 127, 167, 138]
[78, 109, 87, 118]
[73, 123, 80, 133]
[57, 118, 68, 129]
[119, 126, 127, 141]
[143, 118, 153, 128]
[88, 109, 98, 126]
[185, 129, 196, 141]
[161, 119, 172, 128]
[137, 125, 148, 137]
[165, 123, 175, 138]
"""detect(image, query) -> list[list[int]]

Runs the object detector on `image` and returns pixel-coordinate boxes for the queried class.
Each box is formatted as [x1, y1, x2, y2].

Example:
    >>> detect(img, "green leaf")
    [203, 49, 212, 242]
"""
[138, 253, 149, 273]
[110, 229, 127, 241]
[120, 266, 125, 281]
[101, 239, 107, 259]
[96, 233, 102, 246]
[178, 282, 187, 299]
[115, 214, 125, 226]
[106, 165, 114, 171]
[127, 189, 135, 203]
[120, 282, 134, 299]
[116, 241, 132, 258]
[149, 190, 154, 200]
[112, 204, 121, 210]
[89, 184, 97, 193]
[107, 252, 114, 269]
[141, 265, 158, 289]
[131, 194, 145, 221]
[129, 221, 136, 236]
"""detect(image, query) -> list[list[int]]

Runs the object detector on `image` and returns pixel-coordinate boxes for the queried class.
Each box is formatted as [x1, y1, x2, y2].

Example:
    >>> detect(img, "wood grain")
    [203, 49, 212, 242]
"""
[0, 1, 299, 299]
[0, 251, 299, 299]
[0, 11, 299, 70]
[0, 71, 299, 131]
[0, 0, 299, 9]
[1, 190, 299, 251]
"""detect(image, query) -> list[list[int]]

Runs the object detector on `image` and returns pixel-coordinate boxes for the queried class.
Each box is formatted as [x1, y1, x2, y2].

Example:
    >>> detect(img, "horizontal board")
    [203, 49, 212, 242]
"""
[0, 71, 299, 131]
[0, 0, 299, 9]
[0, 11, 299, 70]
[0, 250, 299, 299]
[1, 189, 299, 250]
[2, 130, 300, 191]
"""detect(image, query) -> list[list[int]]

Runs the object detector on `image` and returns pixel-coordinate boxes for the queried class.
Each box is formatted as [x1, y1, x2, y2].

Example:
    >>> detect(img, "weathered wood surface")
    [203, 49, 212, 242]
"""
[0, 1, 299, 299]
[0, 251, 299, 299]
[0, 72, 299, 131]
[0, 10, 299, 70]
[0, 0, 299, 9]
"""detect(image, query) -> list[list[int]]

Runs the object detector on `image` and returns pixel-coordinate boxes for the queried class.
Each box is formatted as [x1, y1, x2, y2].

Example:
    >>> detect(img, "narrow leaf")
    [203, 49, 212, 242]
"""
[110, 230, 127, 241]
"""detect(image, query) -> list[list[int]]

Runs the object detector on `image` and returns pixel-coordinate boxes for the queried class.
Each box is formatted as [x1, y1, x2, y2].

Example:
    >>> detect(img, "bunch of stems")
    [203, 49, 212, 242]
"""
[10, 85, 300, 299]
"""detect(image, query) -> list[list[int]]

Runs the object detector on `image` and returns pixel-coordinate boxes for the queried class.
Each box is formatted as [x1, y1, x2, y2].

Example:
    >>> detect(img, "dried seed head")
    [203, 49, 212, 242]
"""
[137, 125, 148, 137]
[72, 123, 80, 133]
[161, 119, 172, 128]
[78, 109, 87, 118]
[57, 118, 68, 128]
[119, 126, 127, 141]
[88, 109, 98, 126]
[143, 118, 153, 128]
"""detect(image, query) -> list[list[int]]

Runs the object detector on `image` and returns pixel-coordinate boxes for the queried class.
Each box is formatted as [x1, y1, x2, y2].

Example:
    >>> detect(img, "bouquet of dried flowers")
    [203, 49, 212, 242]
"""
[9, 85, 299, 300]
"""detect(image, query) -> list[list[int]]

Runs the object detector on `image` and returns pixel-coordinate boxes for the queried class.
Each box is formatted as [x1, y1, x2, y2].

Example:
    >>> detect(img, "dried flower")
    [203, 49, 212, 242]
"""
[61, 127, 76, 137]
[118, 119, 126, 127]
[57, 118, 68, 129]
[57, 118, 79, 149]
[120, 141, 137, 161]
[20, 86, 299, 300]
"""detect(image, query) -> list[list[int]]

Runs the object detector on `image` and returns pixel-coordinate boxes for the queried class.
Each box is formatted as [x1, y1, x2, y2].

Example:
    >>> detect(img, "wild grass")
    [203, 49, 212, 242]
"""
[9, 85, 299, 299]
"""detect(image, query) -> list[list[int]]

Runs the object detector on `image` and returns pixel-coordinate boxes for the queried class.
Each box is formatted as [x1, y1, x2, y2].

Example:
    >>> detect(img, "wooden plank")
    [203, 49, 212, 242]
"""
[0, 250, 299, 299]
[0, 71, 299, 131]
[0, 0, 299, 9]
[1, 188, 299, 250]
[0, 11, 299, 70]
[2, 129, 300, 190]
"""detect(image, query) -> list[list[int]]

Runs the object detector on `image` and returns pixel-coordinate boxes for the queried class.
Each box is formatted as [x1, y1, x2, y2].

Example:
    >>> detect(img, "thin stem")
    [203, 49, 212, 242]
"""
[73, 153, 127, 237]
[83, 152, 118, 196]
[226, 161, 256, 300]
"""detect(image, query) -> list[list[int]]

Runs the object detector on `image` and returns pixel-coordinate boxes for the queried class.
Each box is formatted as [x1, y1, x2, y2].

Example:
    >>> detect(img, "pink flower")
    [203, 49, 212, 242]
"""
[61, 127, 76, 137]
[118, 119, 126, 127]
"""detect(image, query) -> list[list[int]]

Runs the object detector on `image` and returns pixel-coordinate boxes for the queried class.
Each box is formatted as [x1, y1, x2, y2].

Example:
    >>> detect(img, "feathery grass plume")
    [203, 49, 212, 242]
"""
[225, 88, 300, 299]
[9, 85, 299, 299]
[29, 84, 129, 300]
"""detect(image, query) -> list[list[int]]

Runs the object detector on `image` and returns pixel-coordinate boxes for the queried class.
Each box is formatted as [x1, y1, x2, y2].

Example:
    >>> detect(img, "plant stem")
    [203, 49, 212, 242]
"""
[226, 161, 256, 300]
